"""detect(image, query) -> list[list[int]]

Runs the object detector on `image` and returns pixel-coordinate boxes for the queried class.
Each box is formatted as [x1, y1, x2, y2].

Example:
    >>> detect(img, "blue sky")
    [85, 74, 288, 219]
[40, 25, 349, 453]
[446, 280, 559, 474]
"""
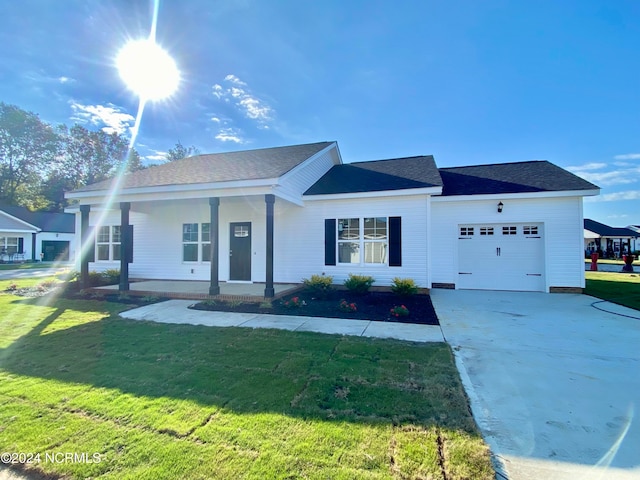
[1, 0, 639, 225]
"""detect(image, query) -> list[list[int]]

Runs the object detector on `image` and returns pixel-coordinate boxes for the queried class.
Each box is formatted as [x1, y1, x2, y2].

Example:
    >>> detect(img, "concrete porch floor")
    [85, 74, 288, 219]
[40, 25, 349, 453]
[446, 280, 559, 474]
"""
[95, 280, 300, 301]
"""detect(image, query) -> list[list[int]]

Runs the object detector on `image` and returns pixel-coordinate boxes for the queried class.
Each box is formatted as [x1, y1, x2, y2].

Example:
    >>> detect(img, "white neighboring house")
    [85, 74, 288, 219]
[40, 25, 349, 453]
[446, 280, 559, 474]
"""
[65, 141, 599, 296]
[0, 205, 76, 262]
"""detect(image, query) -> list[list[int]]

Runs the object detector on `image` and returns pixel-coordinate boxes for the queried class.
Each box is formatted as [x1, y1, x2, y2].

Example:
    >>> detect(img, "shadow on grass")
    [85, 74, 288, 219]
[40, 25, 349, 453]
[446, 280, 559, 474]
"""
[0, 296, 477, 434]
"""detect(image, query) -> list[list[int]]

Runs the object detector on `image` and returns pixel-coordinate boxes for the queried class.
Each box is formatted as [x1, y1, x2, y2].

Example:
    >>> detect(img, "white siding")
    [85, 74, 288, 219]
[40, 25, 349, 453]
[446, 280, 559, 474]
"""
[274, 195, 430, 287]
[277, 146, 339, 199]
[431, 196, 586, 291]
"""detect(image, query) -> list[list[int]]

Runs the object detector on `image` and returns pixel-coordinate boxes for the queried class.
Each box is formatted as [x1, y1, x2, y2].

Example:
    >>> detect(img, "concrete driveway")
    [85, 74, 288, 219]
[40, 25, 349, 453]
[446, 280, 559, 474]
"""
[431, 289, 640, 480]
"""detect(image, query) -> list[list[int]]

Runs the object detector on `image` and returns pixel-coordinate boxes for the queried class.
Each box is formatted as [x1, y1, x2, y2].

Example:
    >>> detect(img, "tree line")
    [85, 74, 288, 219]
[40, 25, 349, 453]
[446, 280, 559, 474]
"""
[0, 102, 199, 212]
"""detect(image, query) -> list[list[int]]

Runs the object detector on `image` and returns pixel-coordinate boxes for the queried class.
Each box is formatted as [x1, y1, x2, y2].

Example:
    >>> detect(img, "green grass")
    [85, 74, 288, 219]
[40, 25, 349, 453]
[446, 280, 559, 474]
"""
[0, 277, 493, 479]
[585, 271, 640, 311]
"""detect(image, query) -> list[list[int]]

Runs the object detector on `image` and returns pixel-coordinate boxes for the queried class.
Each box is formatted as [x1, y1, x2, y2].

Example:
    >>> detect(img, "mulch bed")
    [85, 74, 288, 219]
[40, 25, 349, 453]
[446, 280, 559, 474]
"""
[191, 290, 440, 325]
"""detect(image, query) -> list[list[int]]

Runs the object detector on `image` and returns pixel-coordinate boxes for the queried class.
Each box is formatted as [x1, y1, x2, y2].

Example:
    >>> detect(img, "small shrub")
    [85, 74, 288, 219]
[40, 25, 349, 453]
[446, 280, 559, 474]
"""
[259, 301, 273, 309]
[228, 299, 244, 308]
[141, 296, 160, 303]
[87, 271, 107, 287]
[281, 296, 306, 309]
[302, 274, 334, 299]
[391, 277, 419, 297]
[344, 274, 375, 295]
[5, 283, 18, 292]
[338, 299, 357, 313]
[390, 305, 410, 318]
[102, 269, 121, 285]
[202, 299, 217, 307]
[117, 293, 131, 301]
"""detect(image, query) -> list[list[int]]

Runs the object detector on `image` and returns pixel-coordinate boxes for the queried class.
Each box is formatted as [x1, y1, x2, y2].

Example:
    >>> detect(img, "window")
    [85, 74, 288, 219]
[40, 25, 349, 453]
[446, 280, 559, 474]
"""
[338, 218, 360, 263]
[96, 226, 121, 261]
[337, 217, 388, 265]
[183, 223, 198, 262]
[202, 223, 211, 262]
[364, 217, 387, 263]
[0, 237, 19, 255]
[502, 226, 517, 235]
[183, 223, 212, 262]
[523, 225, 539, 235]
[460, 227, 474, 236]
[480, 227, 494, 236]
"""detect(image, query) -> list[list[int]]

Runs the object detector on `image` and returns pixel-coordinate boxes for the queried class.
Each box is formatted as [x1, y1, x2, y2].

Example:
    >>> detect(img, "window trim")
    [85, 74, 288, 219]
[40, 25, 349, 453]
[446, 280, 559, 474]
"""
[95, 226, 121, 262]
[337, 216, 388, 266]
[182, 222, 212, 263]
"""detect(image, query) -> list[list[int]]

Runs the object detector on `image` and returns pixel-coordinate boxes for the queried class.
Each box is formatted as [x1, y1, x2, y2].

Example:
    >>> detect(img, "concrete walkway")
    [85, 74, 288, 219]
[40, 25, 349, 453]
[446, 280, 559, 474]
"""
[119, 300, 445, 343]
[432, 289, 640, 480]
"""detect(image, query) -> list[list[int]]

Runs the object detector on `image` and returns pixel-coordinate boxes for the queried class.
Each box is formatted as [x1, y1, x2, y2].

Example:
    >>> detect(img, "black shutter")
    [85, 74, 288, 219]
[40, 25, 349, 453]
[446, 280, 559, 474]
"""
[389, 216, 402, 266]
[126, 225, 134, 263]
[18, 237, 24, 254]
[324, 219, 336, 266]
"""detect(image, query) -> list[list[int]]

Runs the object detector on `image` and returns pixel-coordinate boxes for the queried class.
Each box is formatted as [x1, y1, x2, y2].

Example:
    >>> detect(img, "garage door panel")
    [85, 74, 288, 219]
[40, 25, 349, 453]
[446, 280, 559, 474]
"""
[457, 223, 545, 292]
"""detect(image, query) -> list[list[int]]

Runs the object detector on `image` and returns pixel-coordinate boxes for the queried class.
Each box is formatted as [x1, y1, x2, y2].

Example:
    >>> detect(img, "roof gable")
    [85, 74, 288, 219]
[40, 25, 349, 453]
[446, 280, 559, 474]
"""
[439, 160, 599, 196]
[71, 142, 335, 194]
[305, 156, 442, 195]
[0, 205, 74, 233]
[584, 219, 638, 238]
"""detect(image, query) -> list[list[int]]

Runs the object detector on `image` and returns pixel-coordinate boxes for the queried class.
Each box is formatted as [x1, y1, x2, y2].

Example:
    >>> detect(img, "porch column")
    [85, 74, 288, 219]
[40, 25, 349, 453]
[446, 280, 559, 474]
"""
[31, 233, 36, 262]
[265, 194, 275, 298]
[119, 202, 130, 291]
[209, 197, 220, 295]
[80, 204, 91, 289]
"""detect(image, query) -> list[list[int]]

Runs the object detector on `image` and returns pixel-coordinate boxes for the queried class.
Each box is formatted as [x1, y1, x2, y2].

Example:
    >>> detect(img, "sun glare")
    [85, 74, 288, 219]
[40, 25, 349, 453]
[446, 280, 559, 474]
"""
[116, 39, 180, 101]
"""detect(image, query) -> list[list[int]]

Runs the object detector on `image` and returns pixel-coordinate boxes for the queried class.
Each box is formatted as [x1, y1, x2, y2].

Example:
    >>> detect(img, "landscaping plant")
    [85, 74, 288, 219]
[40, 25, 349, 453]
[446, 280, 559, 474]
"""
[338, 299, 358, 313]
[391, 277, 419, 297]
[302, 274, 334, 299]
[390, 305, 410, 318]
[343, 273, 375, 295]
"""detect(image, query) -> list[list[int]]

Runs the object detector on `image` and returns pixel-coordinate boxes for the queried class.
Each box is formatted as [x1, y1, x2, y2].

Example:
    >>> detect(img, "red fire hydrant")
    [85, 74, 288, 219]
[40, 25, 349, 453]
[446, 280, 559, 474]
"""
[590, 252, 598, 271]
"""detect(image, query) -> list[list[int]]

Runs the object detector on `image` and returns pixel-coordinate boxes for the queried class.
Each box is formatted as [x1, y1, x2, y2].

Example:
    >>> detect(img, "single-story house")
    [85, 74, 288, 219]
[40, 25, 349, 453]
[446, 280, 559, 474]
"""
[0, 205, 76, 262]
[584, 219, 639, 258]
[65, 141, 599, 296]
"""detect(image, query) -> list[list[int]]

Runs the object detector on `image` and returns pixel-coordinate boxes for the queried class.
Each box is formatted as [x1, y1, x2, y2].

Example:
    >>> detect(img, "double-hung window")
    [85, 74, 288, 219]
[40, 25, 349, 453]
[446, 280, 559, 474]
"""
[337, 217, 388, 265]
[96, 226, 121, 261]
[182, 223, 211, 262]
[0, 237, 19, 255]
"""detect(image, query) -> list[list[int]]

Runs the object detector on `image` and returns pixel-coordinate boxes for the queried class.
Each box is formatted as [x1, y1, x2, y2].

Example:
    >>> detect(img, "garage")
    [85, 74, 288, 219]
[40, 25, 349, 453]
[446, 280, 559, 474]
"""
[42, 240, 70, 262]
[458, 223, 545, 291]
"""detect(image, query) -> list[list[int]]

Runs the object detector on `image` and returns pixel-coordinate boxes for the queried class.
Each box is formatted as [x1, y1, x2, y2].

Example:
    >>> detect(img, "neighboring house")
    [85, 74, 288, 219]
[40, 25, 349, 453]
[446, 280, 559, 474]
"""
[584, 219, 639, 258]
[65, 141, 599, 296]
[0, 205, 76, 262]
[628, 225, 640, 252]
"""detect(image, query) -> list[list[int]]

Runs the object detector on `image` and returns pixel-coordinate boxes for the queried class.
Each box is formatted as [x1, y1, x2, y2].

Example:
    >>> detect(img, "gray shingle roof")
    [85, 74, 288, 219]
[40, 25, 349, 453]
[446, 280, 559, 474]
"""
[0, 205, 75, 233]
[72, 142, 334, 193]
[584, 219, 638, 238]
[304, 156, 443, 195]
[439, 160, 599, 196]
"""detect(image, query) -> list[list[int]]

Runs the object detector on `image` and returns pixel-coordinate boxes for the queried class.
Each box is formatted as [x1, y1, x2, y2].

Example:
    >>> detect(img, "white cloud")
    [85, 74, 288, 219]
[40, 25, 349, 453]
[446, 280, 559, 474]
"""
[211, 116, 222, 123]
[215, 127, 244, 143]
[211, 74, 274, 124]
[70, 102, 134, 135]
[576, 167, 640, 187]
[58, 76, 75, 84]
[143, 150, 168, 163]
[614, 153, 640, 160]
[567, 162, 607, 172]
[589, 190, 640, 202]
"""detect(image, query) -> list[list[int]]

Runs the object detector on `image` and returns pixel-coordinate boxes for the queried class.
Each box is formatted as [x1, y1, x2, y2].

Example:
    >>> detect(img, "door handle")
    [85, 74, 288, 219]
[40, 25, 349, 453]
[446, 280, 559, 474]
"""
[496, 247, 501, 256]
[229, 250, 233, 257]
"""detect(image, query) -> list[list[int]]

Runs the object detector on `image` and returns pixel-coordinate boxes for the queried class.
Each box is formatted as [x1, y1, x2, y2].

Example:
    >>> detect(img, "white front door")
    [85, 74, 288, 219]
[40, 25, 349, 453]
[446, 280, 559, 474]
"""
[458, 223, 545, 291]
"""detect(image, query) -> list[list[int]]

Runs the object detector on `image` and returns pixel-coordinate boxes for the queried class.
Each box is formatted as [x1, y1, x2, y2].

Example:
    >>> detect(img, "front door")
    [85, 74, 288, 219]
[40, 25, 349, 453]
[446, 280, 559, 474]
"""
[229, 222, 251, 281]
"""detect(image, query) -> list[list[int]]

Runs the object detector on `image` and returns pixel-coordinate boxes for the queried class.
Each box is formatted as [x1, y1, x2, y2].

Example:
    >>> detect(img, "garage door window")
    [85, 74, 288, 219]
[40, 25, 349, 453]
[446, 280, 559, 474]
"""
[502, 226, 517, 235]
[460, 227, 474, 236]
[480, 227, 494, 236]
[523, 225, 539, 235]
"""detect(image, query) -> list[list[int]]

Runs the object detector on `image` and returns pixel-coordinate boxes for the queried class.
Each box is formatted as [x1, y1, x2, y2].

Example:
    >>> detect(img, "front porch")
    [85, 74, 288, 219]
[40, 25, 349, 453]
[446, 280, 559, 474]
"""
[93, 280, 300, 302]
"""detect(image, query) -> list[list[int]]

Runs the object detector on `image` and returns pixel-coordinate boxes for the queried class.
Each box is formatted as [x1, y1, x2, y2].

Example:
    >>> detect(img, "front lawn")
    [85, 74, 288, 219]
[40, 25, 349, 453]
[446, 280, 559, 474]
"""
[0, 278, 493, 479]
[585, 271, 640, 311]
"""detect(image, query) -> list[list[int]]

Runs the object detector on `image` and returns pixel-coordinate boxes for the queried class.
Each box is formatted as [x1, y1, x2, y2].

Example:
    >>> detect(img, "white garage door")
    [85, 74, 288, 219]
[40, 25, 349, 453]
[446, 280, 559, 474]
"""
[458, 223, 545, 291]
